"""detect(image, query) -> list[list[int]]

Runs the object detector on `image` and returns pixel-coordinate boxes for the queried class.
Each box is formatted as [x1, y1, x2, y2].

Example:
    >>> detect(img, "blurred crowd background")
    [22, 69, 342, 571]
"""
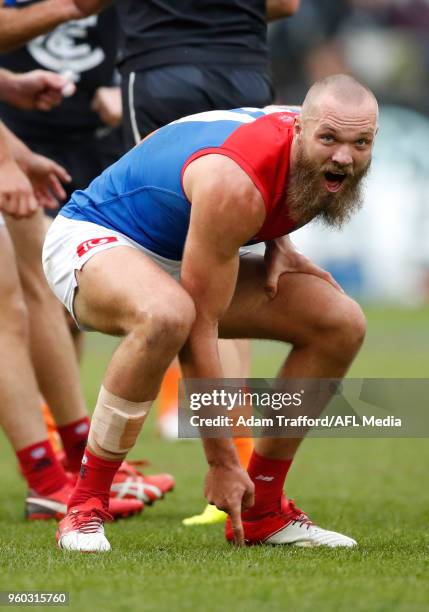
[269, 0, 429, 304]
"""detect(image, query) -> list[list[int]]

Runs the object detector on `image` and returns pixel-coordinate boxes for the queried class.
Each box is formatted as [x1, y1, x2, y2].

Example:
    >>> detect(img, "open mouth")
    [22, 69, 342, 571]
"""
[324, 171, 347, 193]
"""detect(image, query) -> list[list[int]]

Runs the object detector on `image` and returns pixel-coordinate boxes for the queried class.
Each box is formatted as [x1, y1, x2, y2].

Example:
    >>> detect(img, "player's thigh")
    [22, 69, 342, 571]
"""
[74, 246, 194, 336]
[219, 254, 364, 345]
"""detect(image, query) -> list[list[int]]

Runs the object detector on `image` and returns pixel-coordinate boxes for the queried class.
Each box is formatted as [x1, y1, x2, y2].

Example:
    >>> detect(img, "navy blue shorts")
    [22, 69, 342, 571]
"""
[121, 63, 273, 148]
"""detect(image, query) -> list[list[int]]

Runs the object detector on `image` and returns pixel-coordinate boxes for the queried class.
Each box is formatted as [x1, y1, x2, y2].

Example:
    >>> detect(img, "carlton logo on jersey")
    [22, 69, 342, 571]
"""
[76, 237, 118, 257]
[4, 1, 105, 79]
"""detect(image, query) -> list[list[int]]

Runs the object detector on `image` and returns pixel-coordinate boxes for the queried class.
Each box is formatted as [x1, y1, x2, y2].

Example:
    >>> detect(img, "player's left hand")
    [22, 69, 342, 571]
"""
[4, 70, 76, 111]
[264, 236, 343, 298]
[21, 153, 71, 210]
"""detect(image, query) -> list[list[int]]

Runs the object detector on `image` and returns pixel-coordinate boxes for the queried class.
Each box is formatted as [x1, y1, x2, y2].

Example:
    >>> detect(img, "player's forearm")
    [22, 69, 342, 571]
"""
[0, 122, 14, 163]
[0, 69, 28, 107]
[0, 0, 80, 52]
[180, 252, 239, 378]
[179, 323, 223, 379]
[71, 0, 111, 17]
[203, 438, 240, 467]
[266, 0, 300, 21]
[0, 122, 32, 170]
[0, 69, 14, 102]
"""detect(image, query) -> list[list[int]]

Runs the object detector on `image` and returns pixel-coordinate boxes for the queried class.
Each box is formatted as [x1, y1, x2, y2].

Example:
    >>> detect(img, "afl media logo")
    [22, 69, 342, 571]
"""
[77, 237, 118, 257]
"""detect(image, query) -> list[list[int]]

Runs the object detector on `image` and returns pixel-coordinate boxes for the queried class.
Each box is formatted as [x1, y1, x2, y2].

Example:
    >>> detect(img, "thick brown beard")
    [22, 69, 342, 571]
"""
[287, 146, 371, 229]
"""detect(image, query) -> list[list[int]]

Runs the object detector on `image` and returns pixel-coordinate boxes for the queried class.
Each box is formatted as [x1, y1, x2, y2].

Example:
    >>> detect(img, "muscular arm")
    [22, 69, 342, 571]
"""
[266, 0, 300, 21]
[0, 0, 83, 52]
[180, 155, 265, 380]
[180, 156, 264, 529]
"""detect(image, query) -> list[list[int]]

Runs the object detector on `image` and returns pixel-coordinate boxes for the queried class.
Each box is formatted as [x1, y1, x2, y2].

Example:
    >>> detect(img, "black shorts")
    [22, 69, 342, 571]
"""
[121, 64, 273, 148]
[23, 127, 125, 217]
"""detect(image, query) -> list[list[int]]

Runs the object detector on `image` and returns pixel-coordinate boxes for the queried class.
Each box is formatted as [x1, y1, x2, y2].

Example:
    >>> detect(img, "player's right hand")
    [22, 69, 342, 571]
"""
[204, 463, 255, 546]
[0, 158, 38, 219]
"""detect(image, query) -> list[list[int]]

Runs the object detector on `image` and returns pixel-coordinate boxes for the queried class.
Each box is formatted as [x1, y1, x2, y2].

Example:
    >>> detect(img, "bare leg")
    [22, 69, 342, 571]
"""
[218, 339, 251, 377]
[220, 254, 366, 460]
[5, 211, 87, 426]
[0, 224, 70, 505]
[74, 246, 195, 405]
[61, 246, 194, 515]
[0, 227, 48, 450]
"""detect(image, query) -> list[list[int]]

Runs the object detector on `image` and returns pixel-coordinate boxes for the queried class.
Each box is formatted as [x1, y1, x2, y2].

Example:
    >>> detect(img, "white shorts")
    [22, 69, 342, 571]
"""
[0, 213, 4, 226]
[42, 215, 182, 328]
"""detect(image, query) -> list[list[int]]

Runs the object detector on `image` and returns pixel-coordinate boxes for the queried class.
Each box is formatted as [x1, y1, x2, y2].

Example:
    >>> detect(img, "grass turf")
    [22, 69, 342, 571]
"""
[0, 306, 429, 611]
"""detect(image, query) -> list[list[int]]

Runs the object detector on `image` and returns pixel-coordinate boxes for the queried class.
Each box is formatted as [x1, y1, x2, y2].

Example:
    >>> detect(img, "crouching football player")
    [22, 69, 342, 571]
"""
[43, 74, 378, 551]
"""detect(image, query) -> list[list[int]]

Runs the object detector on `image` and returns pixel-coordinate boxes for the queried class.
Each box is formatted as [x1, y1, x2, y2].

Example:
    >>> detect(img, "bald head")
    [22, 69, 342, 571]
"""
[301, 74, 378, 123]
[288, 74, 378, 230]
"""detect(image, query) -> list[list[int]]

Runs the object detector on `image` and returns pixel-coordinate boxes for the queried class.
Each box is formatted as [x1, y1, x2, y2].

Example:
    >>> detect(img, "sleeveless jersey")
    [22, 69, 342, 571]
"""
[60, 106, 301, 260]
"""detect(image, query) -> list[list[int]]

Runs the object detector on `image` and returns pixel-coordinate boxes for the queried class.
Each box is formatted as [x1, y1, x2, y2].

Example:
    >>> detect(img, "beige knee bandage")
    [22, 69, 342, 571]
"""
[88, 386, 152, 455]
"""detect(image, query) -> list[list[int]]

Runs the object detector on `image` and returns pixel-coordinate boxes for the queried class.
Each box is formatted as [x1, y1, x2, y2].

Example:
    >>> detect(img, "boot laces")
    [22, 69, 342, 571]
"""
[70, 507, 112, 534]
[286, 499, 314, 530]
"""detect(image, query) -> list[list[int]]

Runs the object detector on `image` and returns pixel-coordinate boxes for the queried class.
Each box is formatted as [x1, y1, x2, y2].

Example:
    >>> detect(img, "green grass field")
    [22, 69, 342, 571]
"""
[1, 306, 428, 612]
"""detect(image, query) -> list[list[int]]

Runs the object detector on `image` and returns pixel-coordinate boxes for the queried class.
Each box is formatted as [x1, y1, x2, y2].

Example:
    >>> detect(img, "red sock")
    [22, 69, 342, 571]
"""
[17, 440, 69, 495]
[57, 417, 90, 472]
[244, 450, 292, 519]
[68, 449, 122, 511]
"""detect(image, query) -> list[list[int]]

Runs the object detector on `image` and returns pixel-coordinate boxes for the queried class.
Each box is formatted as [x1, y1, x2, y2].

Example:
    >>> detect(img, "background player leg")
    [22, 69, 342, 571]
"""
[5, 211, 88, 440]
[0, 226, 70, 518]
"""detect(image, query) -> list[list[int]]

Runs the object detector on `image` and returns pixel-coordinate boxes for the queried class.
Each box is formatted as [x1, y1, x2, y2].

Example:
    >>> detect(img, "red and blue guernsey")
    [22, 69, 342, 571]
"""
[60, 106, 301, 261]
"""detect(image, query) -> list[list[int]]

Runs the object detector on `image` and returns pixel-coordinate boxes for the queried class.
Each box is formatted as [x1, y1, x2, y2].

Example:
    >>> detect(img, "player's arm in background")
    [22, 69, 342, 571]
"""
[266, 0, 301, 21]
[180, 155, 267, 545]
[66, 0, 111, 17]
[0, 68, 75, 110]
[1, 121, 70, 212]
[0, 121, 39, 218]
[0, 0, 92, 52]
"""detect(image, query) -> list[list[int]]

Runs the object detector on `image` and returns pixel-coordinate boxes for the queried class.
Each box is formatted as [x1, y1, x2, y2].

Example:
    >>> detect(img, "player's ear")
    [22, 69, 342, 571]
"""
[293, 116, 302, 139]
